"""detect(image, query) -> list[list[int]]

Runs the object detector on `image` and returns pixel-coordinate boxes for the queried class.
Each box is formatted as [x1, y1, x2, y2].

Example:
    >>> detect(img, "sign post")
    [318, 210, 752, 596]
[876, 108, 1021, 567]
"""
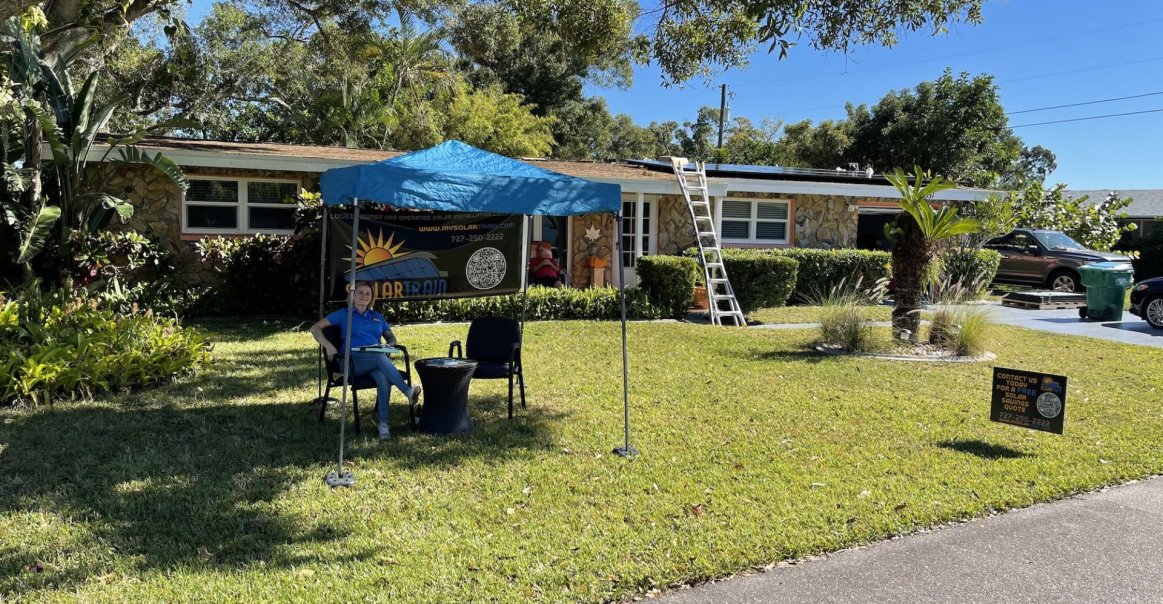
[990, 367, 1067, 434]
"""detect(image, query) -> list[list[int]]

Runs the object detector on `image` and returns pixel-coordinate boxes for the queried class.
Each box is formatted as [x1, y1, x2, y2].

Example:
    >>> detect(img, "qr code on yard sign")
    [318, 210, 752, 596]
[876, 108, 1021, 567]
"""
[466, 247, 506, 289]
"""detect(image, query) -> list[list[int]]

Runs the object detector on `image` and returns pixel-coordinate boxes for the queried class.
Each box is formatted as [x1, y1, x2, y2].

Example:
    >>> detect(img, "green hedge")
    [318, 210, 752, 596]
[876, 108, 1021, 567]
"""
[941, 249, 1002, 297]
[0, 290, 211, 406]
[718, 249, 799, 312]
[685, 247, 889, 306]
[769, 248, 891, 303]
[366, 286, 661, 323]
[636, 255, 700, 319]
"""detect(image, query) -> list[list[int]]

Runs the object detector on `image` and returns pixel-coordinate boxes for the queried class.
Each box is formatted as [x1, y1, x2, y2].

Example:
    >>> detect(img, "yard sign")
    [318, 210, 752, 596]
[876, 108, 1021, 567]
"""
[990, 367, 1067, 434]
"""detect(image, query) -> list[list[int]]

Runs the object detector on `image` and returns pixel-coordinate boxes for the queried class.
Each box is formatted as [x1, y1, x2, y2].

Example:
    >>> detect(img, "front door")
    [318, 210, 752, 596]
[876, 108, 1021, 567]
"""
[620, 193, 656, 285]
[532, 215, 570, 279]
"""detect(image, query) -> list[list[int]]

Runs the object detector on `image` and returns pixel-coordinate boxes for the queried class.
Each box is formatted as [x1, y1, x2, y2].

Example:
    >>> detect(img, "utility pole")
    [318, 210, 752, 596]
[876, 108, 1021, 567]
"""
[716, 83, 728, 151]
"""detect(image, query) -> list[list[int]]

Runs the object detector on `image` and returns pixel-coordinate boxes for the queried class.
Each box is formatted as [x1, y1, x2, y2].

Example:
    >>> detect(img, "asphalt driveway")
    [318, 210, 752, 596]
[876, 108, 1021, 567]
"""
[982, 301, 1163, 348]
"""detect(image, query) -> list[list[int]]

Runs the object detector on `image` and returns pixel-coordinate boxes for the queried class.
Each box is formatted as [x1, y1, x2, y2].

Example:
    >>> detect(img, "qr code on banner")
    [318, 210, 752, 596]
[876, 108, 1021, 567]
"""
[466, 247, 507, 289]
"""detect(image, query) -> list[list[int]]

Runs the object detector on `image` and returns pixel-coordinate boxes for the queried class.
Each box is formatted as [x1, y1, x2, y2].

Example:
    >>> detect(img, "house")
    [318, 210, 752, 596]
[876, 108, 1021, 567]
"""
[1067, 189, 1163, 243]
[90, 137, 992, 287]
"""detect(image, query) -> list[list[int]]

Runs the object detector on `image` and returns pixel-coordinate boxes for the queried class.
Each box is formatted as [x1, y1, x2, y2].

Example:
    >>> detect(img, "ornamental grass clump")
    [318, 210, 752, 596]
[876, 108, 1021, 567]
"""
[811, 277, 888, 352]
[927, 274, 994, 356]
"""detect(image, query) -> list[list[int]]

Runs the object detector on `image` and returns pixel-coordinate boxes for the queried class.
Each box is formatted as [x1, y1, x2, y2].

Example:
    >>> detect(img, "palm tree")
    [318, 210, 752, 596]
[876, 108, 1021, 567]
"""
[885, 166, 980, 342]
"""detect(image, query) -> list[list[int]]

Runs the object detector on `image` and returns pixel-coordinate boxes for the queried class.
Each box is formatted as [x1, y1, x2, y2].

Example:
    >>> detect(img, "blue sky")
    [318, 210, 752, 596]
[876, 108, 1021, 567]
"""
[183, 1, 1162, 189]
[589, 0, 1163, 189]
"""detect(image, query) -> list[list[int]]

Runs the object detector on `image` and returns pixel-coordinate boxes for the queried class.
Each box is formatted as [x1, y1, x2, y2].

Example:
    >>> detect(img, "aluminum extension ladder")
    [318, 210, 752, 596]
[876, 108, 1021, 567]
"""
[669, 157, 746, 326]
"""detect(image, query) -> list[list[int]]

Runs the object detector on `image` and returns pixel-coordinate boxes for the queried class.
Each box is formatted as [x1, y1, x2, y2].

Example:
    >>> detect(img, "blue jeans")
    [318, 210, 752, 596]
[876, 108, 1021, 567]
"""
[350, 352, 411, 425]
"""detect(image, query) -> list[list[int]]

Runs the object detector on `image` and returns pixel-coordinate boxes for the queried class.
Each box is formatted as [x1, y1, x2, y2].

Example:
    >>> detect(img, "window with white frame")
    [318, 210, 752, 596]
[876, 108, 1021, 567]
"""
[718, 198, 790, 244]
[183, 178, 300, 234]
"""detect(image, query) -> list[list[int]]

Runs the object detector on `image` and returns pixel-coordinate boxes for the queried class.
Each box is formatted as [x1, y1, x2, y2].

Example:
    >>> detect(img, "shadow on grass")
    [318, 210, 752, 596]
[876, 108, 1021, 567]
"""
[0, 387, 557, 596]
[738, 348, 831, 364]
[188, 318, 309, 343]
[938, 439, 1030, 460]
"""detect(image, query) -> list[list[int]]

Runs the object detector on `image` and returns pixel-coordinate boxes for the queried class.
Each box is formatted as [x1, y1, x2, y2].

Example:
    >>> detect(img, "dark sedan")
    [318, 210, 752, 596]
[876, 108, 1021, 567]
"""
[1130, 277, 1163, 329]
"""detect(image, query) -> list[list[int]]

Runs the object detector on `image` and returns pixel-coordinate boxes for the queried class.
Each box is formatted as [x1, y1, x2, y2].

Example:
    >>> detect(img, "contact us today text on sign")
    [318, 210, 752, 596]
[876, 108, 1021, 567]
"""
[990, 367, 1067, 435]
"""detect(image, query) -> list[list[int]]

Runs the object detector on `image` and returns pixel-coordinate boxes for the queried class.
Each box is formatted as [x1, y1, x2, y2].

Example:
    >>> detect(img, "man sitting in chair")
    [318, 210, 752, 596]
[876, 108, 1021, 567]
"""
[310, 281, 421, 440]
[528, 242, 564, 288]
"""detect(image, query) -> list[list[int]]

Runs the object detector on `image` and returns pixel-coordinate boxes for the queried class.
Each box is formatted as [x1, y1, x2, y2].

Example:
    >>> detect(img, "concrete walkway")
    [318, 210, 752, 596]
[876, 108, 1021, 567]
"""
[657, 476, 1163, 604]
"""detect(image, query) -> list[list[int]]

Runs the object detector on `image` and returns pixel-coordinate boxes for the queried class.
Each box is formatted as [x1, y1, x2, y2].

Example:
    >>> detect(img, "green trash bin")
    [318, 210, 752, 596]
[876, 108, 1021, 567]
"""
[1078, 262, 1135, 321]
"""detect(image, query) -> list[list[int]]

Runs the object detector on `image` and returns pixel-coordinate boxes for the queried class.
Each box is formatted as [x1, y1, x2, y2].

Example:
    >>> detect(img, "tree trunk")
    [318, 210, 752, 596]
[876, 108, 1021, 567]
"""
[891, 215, 930, 343]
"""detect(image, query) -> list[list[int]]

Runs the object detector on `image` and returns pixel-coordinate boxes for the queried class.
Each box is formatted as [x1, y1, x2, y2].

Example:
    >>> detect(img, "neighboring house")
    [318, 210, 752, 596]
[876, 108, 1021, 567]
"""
[1067, 189, 1163, 243]
[89, 137, 991, 287]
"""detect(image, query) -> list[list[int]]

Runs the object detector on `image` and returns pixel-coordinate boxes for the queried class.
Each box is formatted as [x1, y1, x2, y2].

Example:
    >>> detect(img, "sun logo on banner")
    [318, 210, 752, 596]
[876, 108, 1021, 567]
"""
[351, 230, 410, 268]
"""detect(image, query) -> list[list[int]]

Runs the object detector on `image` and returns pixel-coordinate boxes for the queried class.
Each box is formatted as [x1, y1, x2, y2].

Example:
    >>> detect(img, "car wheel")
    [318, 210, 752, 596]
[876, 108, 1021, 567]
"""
[1048, 269, 1081, 293]
[1145, 296, 1163, 329]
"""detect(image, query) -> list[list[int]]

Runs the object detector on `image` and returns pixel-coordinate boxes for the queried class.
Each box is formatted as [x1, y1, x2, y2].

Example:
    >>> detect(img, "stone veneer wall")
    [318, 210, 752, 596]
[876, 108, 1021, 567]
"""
[656, 194, 696, 255]
[643, 190, 902, 252]
[91, 164, 316, 284]
[791, 193, 857, 249]
[568, 214, 615, 287]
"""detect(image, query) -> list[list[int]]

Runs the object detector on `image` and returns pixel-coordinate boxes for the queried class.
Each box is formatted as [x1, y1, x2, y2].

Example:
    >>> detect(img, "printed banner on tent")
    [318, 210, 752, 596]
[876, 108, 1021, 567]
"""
[327, 209, 526, 302]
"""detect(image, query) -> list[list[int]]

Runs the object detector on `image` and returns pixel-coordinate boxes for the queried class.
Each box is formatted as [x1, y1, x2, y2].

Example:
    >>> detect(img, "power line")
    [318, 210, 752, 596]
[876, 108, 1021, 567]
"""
[1008, 91, 1163, 115]
[1010, 108, 1163, 128]
[999, 57, 1163, 84]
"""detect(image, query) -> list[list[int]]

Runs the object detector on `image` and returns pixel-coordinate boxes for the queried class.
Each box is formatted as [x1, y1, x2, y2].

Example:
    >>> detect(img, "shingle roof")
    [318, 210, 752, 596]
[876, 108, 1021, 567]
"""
[132, 137, 674, 181]
[1066, 189, 1163, 219]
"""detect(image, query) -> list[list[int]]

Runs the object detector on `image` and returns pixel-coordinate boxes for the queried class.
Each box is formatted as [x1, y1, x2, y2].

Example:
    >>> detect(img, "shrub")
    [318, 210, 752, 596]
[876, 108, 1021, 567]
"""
[690, 248, 890, 306]
[716, 249, 798, 312]
[197, 232, 321, 317]
[0, 288, 211, 406]
[773, 248, 891, 303]
[636, 255, 700, 319]
[367, 286, 661, 323]
[940, 249, 1001, 298]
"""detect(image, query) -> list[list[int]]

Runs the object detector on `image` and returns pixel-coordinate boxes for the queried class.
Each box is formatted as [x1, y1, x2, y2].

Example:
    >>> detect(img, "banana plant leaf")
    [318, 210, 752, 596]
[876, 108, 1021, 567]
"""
[17, 203, 61, 263]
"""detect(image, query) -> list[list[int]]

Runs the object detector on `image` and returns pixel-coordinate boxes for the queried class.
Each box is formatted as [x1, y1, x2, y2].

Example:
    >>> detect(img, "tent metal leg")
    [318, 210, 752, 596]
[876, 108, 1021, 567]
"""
[326, 201, 360, 488]
[313, 206, 336, 409]
[612, 211, 637, 458]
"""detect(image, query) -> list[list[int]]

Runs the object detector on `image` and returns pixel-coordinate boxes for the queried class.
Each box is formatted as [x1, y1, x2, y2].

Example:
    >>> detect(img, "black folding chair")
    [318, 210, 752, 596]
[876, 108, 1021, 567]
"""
[448, 316, 525, 418]
[318, 325, 413, 432]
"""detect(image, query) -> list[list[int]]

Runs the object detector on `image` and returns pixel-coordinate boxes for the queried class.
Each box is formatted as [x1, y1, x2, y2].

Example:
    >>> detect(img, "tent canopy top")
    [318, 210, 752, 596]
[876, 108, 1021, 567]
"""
[320, 140, 621, 216]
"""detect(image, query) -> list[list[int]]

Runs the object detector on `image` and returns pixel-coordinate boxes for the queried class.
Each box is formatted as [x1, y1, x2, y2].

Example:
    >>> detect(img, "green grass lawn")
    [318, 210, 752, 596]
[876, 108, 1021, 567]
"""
[749, 304, 893, 324]
[3, 319, 1163, 602]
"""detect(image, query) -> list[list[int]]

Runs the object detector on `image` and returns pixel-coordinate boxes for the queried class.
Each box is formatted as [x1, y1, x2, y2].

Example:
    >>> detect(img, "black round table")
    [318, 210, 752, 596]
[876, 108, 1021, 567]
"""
[414, 358, 478, 434]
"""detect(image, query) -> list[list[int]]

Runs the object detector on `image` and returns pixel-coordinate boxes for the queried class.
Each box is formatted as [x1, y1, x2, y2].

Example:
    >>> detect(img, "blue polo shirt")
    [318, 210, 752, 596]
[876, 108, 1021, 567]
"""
[325, 307, 391, 348]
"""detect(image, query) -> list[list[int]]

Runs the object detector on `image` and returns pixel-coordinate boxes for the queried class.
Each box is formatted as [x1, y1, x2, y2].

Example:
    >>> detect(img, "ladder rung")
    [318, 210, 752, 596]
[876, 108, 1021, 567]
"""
[702, 246, 720, 252]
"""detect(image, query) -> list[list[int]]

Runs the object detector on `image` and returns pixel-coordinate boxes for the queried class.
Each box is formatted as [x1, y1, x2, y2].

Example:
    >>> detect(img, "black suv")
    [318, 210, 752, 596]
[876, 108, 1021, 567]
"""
[983, 229, 1131, 292]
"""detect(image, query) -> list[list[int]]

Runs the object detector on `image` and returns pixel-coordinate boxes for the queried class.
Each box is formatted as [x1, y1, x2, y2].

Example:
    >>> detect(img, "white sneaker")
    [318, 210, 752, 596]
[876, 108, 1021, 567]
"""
[408, 385, 423, 408]
[378, 423, 390, 440]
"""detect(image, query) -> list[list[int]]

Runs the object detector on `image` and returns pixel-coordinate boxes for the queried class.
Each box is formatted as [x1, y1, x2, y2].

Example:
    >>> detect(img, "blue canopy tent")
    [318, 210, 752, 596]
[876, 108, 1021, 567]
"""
[317, 140, 635, 486]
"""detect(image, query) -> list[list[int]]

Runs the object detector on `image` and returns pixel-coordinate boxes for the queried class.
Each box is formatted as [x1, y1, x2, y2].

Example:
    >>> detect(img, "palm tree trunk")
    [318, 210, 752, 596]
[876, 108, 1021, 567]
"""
[891, 216, 930, 342]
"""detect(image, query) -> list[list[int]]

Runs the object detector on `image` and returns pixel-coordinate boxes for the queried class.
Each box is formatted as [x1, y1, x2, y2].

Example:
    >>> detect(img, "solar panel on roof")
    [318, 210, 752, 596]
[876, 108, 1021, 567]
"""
[625, 158, 888, 182]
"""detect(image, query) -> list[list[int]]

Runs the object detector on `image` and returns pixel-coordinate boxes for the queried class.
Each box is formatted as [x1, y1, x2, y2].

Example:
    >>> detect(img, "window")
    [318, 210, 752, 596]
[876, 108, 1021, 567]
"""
[621, 194, 654, 268]
[184, 178, 300, 234]
[718, 198, 790, 244]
